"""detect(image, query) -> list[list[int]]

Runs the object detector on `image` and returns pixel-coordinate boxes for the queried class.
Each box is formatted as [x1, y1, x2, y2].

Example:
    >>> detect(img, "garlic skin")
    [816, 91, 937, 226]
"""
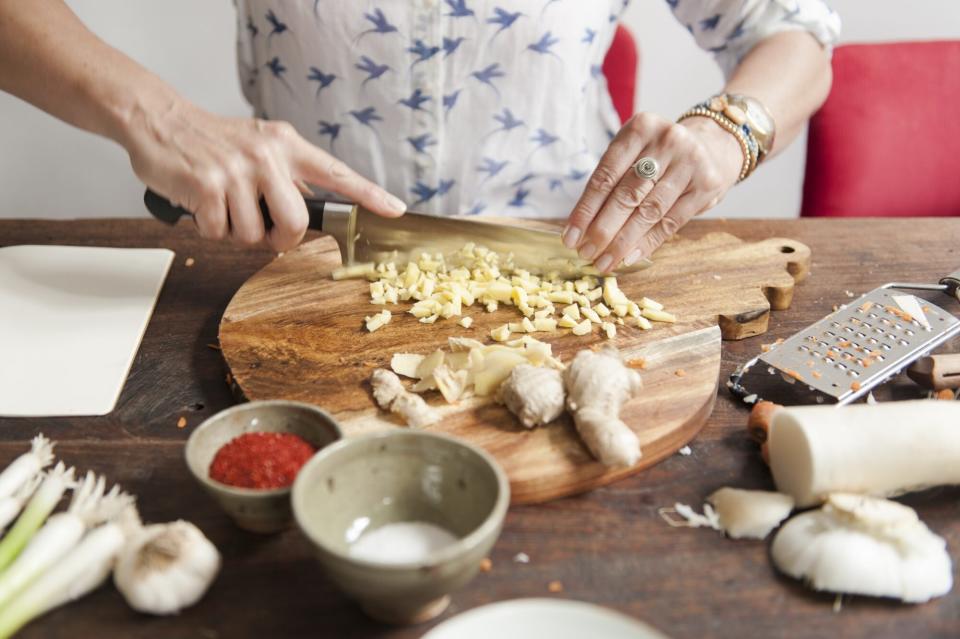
[707, 488, 794, 540]
[114, 521, 220, 615]
[771, 494, 953, 603]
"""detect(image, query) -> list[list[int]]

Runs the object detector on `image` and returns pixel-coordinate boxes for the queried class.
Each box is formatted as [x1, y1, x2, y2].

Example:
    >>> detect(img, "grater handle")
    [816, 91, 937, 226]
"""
[939, 269, 960, 301]
[906, 354, 960, 391]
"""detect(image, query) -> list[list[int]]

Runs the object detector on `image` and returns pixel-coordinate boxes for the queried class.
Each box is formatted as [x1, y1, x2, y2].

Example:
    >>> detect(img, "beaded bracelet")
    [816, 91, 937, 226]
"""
[677, 104, 759, 183]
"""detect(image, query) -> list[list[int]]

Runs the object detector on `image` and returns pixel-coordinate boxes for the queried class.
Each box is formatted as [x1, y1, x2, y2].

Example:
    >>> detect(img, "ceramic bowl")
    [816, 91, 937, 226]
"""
[185, 400, 342, 533]
[292, 430, 510, 625]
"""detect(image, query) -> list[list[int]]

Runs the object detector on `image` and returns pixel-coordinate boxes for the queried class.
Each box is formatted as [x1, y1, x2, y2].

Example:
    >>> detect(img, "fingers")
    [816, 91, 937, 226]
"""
[562, 115, 657, 249]
[592, 163, 692, 272]
[292, 136, 407, 218]
[191, 189, 229, 242]
[260, 169, 309, 252]
[226, 179, 266, 246]
[630, 191, 711, 263]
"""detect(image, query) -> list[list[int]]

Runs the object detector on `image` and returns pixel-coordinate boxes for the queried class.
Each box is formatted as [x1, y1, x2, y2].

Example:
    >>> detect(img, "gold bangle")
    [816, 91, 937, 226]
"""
[678, 106, 756, 182]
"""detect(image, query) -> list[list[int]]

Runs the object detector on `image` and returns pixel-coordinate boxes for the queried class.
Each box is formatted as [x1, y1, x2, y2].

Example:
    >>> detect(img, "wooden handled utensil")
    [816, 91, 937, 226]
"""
[907, 353, 960, 390]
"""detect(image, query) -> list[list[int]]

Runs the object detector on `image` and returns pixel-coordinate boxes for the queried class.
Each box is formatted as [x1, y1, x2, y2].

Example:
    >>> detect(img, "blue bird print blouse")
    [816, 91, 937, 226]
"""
[235, 0, 839, 217]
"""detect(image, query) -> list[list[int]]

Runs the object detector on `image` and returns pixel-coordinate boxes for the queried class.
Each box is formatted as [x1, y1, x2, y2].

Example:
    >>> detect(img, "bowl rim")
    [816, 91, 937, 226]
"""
[185, 399, 343, 498]
[291, 429, 511, 571]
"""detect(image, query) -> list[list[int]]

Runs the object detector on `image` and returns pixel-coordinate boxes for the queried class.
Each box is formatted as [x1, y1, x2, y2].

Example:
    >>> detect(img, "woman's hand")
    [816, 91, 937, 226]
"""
[562, 112, 743, 272]
[122, 99, 406, 252]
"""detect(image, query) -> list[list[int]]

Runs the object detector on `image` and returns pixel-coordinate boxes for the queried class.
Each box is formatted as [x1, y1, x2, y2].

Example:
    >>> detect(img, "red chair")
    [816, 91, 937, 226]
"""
[603, 25, 639, 125]
[800, 41, 960, 217]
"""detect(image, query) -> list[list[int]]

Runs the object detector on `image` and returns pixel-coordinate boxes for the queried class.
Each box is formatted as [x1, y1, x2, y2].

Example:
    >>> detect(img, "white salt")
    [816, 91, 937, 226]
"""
[348, 521, 458, 564]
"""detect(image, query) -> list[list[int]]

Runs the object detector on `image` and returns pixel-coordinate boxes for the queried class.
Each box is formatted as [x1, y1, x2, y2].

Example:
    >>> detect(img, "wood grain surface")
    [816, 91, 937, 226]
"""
[218, 229, 808, 503]
[0, 218, 957, 639]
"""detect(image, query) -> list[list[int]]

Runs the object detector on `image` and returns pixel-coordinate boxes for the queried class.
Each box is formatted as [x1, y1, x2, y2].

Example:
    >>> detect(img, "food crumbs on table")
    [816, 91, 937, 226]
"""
[548, 580, 564, 593]
[678, 445, 692, 456]
[479, 558, 493, 572]
[185, 257, 195, 267]
[626, 358, 646, 369]
[675, 369, 686, 377]
[205, 343, 221, 351]
[850, 381, 861, 391]
[513, 552, 530, 564]
[209, 432, 316, 490]
[844, 290, 854, 298]
[935, 389, 955, 401]
[176, 416, 187, 429]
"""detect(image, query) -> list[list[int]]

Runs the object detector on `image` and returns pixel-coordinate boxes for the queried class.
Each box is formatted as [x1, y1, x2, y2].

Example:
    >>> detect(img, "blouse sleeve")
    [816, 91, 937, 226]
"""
[666, 0, 842, 79]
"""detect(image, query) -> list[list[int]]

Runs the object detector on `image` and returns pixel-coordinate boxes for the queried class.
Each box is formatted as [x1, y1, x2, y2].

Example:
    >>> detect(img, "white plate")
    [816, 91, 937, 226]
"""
[0, 245, 173, 416]
[423, 599, 669, 639]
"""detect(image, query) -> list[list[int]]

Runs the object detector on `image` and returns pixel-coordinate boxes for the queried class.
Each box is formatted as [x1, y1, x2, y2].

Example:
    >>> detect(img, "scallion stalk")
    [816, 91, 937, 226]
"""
[0, 463, 74, 572]
[0, 519, 128, 639]
[0, 435, 53, 501]
[0, 475, 42, 533]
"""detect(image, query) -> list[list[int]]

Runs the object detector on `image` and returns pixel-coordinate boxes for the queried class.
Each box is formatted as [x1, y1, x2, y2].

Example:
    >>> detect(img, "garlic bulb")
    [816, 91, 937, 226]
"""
[771, 493, 953, 603]
[114, 520, 220, 615]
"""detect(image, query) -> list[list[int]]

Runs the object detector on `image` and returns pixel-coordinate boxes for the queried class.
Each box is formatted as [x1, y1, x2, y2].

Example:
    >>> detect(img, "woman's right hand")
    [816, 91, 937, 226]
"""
[121, 99, 406, 252]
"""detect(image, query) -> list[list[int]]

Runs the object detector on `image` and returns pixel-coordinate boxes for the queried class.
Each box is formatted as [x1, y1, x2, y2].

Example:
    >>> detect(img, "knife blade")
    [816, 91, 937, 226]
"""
[143, 189, 652, 276]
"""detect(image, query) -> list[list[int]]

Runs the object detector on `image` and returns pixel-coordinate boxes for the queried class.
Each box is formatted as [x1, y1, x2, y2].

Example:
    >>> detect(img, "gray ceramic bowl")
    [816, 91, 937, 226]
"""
[292, 430, 510, 625]
[185, 400, 342, 533]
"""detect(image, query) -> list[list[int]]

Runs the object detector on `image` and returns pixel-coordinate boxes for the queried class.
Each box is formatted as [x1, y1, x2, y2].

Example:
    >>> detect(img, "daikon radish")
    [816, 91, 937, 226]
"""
[768, 400, 960, 507]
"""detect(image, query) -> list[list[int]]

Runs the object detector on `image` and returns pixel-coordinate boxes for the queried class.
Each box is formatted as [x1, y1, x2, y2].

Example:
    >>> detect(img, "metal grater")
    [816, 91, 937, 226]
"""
[730, 271, 960, 405]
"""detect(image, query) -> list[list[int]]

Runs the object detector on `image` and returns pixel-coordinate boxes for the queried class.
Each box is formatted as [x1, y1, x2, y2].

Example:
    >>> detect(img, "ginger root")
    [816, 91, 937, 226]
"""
[496, 364, 565, 429]
[563, 344, 642, 467]
[370, 369, 439, 428]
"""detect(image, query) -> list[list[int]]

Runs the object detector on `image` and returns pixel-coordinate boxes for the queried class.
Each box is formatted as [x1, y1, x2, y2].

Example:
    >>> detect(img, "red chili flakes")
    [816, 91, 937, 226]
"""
[851, 381, 862, 391]
[176, 416, 187, 429]
[548, 581, 564, 593]
[209, 432, 317, 490]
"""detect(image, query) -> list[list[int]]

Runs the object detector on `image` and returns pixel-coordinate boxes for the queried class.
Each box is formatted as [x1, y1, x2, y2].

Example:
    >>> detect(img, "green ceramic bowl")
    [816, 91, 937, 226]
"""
[292, 430, 510, 625]
[185, 400, 342, 533]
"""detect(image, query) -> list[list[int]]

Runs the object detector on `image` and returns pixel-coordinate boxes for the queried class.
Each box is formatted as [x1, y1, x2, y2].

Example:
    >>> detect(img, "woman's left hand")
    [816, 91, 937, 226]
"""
[562, 112, 744, 272]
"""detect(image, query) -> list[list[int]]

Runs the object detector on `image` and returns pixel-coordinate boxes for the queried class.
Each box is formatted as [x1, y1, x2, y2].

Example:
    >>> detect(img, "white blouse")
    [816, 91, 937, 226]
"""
[234, 0, 840, 217]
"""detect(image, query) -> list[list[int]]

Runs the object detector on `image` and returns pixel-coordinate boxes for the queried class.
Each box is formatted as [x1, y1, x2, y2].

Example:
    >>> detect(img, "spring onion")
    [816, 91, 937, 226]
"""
[0, 435, 53, 501]
[0, 463, 74, 572]
[0, 472, 130, 611]
[0, 475, 42, 533]
[0, 507, 137, 639]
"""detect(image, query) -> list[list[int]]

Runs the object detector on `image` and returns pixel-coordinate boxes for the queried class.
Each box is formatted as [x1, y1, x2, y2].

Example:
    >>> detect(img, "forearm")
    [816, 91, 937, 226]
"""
[0, 0, 182, 148]
[723, 30, 833, 157]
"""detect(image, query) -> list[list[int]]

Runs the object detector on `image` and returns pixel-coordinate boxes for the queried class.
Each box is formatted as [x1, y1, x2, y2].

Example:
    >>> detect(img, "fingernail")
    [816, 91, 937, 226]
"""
[624, 249, 643, 266]
[385, 193, 407, 214]
[579, 242, 598, 260]
[595, 254, 613, 273]
[562, 226, 581, 248]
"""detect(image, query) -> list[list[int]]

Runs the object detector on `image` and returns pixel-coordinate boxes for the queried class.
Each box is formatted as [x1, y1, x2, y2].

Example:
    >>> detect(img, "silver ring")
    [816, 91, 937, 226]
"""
[633, 157, 660, 181]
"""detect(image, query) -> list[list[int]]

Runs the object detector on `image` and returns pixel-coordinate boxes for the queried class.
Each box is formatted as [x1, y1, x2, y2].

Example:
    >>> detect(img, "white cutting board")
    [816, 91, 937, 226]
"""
[0, 245, 174, 417]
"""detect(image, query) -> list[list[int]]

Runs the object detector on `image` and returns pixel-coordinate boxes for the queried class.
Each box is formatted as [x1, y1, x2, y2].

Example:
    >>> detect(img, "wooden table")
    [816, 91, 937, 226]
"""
[1, 217, 958, 639]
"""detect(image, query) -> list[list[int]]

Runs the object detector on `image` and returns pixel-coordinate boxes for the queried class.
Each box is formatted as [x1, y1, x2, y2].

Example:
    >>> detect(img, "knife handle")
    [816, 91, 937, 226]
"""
[143, 189, 325, 231]
[906, 353, 960, 391]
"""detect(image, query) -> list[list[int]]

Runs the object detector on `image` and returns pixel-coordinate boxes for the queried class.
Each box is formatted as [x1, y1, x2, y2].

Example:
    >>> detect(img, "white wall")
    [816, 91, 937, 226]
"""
[1, 0, 958, 220]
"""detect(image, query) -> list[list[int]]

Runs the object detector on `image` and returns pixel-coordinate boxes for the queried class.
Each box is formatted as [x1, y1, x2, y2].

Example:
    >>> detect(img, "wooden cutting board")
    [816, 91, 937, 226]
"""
[219, 226, 809, 504]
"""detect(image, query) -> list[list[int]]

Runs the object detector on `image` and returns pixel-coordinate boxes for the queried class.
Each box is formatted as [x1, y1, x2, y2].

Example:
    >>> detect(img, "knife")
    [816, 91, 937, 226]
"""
[143, 189, 652, 277]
